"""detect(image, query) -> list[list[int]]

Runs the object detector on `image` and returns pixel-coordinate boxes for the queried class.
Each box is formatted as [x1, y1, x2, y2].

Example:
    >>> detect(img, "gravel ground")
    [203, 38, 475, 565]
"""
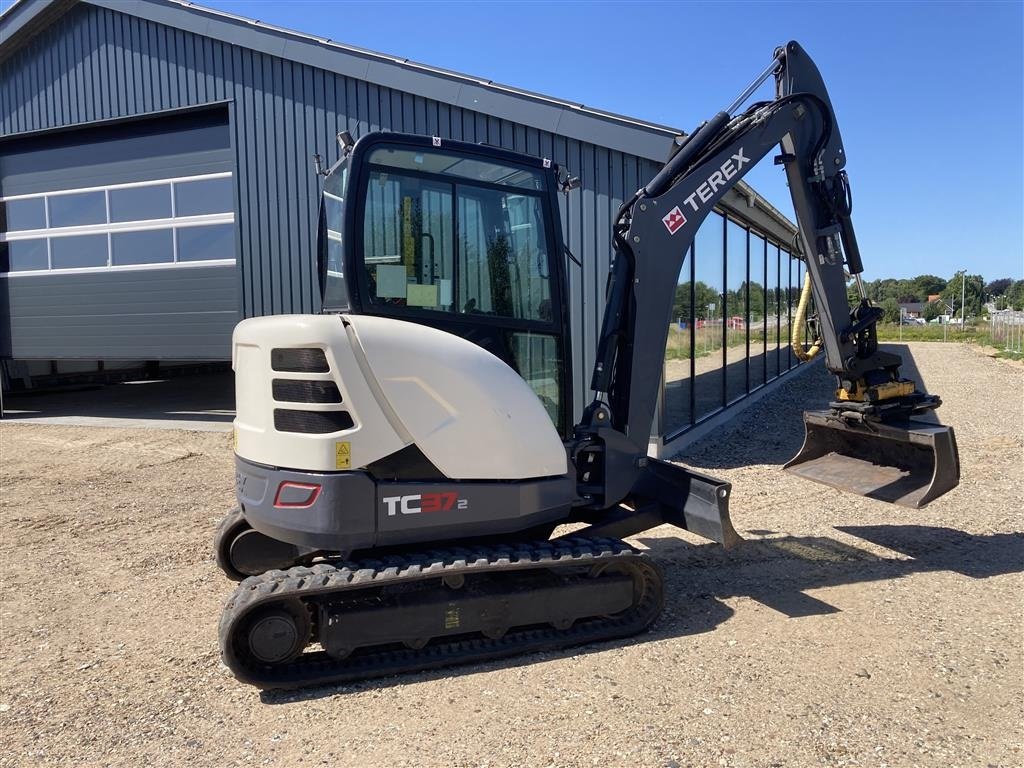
[1, 342, 1021, 768]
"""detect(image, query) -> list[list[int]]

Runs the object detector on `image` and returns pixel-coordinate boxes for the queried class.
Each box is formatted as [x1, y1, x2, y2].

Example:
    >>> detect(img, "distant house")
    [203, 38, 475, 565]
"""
[927, 293, 942, 303]
[899, 302, 926, 318]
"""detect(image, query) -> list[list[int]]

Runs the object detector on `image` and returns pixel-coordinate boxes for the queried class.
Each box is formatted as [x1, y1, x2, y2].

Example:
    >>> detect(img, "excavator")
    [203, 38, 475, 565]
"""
[214, 41, 960, 689]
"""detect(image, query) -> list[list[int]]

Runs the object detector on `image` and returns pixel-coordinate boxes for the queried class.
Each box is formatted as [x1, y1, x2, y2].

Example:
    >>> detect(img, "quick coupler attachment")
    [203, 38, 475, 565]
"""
[784, 410, 960, 508]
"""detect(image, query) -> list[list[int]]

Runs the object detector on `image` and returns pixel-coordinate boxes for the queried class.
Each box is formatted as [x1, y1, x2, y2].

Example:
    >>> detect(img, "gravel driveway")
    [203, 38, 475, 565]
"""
[1, 342, 1020, 768]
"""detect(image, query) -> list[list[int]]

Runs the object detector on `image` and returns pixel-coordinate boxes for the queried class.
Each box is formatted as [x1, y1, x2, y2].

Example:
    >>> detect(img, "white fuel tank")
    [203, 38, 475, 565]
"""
[233, 314, 567, 481]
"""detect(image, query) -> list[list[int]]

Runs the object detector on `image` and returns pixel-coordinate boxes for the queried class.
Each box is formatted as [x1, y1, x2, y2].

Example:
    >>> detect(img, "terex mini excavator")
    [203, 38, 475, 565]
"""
[216, 42, 960, 688]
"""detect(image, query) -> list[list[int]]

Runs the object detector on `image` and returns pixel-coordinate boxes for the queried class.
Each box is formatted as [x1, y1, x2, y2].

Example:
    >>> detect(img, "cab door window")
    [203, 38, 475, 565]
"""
[359, 146, 567, 433]
[363, 172, 454, 311]
[457, 187, 552, 322]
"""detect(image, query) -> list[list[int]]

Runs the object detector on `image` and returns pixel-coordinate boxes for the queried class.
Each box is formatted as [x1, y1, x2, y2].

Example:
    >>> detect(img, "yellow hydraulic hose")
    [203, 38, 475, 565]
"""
[791, 273, 823, 362]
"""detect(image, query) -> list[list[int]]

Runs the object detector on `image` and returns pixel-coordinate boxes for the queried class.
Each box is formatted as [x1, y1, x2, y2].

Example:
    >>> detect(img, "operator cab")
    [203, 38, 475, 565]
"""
[317, 132, 573, 436]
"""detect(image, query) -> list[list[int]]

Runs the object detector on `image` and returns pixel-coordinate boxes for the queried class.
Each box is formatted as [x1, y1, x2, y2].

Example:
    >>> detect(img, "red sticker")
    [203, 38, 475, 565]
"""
[662, 206, 687, 235]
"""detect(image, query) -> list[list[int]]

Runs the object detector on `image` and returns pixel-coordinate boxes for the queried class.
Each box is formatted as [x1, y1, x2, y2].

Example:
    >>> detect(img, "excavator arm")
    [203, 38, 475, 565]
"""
[577, 41, 959, 509]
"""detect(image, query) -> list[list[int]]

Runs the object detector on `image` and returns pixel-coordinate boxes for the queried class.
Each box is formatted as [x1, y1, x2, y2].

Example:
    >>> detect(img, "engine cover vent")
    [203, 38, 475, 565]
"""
[273, 409, 354, 434]
[272, 379, 343, 404]
[271, 348, 329, 373]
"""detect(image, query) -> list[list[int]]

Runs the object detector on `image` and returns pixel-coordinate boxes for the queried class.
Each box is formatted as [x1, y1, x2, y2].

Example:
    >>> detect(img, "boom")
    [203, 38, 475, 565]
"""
[576, 41, 957, 509]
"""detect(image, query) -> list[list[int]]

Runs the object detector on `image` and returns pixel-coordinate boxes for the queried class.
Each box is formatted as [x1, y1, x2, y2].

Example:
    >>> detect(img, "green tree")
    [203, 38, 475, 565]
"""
[985, 278, 1013, 297]
[866, 278, 900, 303]
[723, 281, 767, 321]
[912, 274, 947, 299]
[892, 278, 918, 303]
[923, 300, 943, 322]
[1004, 280, 1024, 311]
[939, 271, 985, 319]
[673, 280, 721, 321]
[485, 235, 513, 317]
[881, 297, 901, 323]
[847, 282, 861, 308]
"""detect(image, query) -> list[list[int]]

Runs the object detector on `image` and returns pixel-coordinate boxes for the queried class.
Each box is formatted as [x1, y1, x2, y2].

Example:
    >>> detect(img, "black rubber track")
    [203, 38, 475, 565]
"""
[219, 536, 664, 689]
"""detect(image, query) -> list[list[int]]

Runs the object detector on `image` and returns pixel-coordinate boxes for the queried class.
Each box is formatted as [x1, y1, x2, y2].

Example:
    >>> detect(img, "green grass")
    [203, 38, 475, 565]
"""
[856, 322, 1024, 361]
[661, 320, 1024, 363]
[874, 322, 979, 343]
[664, 325, 781, 360]
[993, 349, 1024, 361]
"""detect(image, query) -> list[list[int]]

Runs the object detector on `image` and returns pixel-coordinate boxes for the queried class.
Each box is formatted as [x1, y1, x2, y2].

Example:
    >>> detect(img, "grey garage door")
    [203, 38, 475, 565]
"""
[0, 107, 240, 360]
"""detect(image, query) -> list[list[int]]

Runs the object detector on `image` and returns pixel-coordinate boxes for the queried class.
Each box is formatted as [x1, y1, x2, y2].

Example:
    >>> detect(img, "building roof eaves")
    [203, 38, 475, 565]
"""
[1, 0, 797, 239]
[71, 0, 683, 161]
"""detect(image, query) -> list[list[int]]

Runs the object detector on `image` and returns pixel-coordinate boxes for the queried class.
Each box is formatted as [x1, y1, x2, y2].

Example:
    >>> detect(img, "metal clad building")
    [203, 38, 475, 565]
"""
[0, 0, 800, 443]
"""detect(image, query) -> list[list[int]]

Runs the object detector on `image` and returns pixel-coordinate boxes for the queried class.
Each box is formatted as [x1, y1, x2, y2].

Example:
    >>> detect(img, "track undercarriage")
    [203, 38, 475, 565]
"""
[219, 536, 663, 689]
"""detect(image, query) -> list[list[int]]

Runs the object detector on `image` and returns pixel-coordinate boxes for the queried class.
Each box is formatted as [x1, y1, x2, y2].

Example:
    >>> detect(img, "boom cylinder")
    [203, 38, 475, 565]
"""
[643, 111, 731, 198]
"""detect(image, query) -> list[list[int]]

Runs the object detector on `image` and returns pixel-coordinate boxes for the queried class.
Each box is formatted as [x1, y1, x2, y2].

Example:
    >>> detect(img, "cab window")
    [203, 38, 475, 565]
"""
[361, 147, 553, 323]
[321, 163, 348, 309]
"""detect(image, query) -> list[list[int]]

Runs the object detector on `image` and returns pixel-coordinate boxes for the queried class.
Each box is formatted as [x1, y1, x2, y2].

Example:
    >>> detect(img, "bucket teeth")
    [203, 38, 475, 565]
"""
[784, 410, 960, 508]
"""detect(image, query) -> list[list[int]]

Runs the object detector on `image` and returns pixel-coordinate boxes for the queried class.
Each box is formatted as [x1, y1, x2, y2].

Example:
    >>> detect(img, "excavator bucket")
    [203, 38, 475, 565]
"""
[784, 411, 960, 508]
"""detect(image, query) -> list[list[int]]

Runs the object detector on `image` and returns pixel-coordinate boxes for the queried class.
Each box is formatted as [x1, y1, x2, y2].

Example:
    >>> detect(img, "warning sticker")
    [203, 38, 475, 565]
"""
[444, 605, 460, 629]
[335, 441, 351, 469]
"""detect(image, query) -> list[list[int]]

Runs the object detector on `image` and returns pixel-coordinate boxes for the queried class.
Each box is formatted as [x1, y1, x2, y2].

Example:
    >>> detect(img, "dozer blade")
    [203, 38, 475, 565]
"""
[784, 410, 960, 508]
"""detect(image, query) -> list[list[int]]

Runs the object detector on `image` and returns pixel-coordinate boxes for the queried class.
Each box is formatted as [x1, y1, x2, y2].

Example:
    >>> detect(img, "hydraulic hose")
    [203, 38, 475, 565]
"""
[791, 272, 823, 362]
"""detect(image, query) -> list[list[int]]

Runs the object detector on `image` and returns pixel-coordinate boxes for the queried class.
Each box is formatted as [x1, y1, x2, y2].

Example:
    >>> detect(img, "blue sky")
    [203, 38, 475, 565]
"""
[202, 0, 1023, 283]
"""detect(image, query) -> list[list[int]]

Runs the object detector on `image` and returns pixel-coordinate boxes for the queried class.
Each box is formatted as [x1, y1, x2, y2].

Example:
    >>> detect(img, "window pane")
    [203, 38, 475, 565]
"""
[322, 163, 349, 310]
[767, 243, 781, 380]
[111, 229, 174, 265]
[176, 223, 235, 261]
[48, 191, 106, 227]
[725, 220, 748, 404]
[2, 198, 46, 231]
[50, 234, 108, 268]
[364, 172, 454, 311]
[510, 332, 563, 429]
[174, 177, 233, 216]
[749, 233, 767, 388]
[109, 184, 172, 223]
[694, 212, 725, 420]
[664, 245, 694, 435]
[5, 239, 48, 271]
[784, 249, 796, 370]
[369, 147, 544, 190]
[457, 188, 552, 321]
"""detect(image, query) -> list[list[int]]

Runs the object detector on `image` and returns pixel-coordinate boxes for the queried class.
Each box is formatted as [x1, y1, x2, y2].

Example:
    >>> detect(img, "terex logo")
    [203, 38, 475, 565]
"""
[383, 492, 469, 516]
[682, 148, 750, 214]
[661, 206, 687, 235]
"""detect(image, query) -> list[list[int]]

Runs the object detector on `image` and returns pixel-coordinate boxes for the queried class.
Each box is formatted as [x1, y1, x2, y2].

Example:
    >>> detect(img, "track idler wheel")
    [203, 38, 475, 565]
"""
[241, 600, 311, 666]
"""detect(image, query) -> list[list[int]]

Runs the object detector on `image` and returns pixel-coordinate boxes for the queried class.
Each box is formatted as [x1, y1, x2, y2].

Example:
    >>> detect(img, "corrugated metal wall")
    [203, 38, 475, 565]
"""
[0, 1, 663, 410]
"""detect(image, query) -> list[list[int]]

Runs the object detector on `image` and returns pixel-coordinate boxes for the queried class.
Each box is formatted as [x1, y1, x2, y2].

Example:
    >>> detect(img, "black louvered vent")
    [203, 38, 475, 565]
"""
[274, 409, 354, 434]
[271, 348, 329, 373]
[272, 379, 342, 404]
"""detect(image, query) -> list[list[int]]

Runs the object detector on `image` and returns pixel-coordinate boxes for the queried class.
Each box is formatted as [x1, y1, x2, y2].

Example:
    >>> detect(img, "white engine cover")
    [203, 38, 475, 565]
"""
[233, 313, 567, 481]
